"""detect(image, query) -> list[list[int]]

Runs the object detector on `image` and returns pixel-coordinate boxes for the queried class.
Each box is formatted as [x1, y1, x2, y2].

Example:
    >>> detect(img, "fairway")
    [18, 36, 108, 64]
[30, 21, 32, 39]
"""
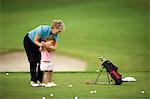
[0, 72, 149, 99]
[1, 0, 149, 71]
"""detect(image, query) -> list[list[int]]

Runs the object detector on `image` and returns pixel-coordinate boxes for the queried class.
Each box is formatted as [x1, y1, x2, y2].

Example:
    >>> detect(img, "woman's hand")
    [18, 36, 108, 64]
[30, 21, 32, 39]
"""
[39, 41, 45, 51]
[34, 33, 42, 47]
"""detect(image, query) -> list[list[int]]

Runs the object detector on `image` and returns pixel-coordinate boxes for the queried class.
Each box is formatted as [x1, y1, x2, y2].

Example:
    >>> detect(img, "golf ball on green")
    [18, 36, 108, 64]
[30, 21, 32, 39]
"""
[69, 84, 73, 87]
[90, 91, 94, 94]
[93, 90, 97, 93]
[50, 94, 54, 96]
[141, 91, 144, 93]
[6, 73, 9, 76]
[75, 96, 78, 99]
[96, 70, 99, 72]
[42, 97, 45, 99]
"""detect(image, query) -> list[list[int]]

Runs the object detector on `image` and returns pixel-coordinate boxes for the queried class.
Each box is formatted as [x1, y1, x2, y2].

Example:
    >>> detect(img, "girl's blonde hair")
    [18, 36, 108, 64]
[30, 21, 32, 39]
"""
[51, 19, 65, 31]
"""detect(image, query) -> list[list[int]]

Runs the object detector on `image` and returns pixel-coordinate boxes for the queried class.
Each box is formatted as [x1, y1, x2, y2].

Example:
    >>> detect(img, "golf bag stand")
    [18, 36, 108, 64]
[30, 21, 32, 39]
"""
[97, 57, 122, 85]
[94, 66, 112, 84]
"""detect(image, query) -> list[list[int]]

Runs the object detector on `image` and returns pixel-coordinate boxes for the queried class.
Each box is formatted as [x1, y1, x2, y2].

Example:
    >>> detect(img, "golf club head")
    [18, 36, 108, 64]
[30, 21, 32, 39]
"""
[99, 57, 108, 66]
[99, 57, 107, 62]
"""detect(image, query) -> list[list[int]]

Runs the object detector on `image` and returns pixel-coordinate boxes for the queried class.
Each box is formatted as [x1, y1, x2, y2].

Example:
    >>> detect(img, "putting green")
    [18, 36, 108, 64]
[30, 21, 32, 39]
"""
[0, 72, 149, 99]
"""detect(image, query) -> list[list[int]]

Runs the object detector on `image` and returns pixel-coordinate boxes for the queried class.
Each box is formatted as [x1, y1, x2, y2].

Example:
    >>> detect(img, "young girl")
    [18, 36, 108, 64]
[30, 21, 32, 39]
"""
[39, 38, 57, 87]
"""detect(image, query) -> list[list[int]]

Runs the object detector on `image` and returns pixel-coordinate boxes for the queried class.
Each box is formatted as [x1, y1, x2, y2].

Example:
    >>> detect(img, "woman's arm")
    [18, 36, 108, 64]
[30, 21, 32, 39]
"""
[34, 33, 42, 47]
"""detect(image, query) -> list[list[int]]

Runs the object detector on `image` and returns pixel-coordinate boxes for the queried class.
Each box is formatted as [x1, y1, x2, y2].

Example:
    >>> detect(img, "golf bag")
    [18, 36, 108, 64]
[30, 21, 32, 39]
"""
[101, 59, 122, 85]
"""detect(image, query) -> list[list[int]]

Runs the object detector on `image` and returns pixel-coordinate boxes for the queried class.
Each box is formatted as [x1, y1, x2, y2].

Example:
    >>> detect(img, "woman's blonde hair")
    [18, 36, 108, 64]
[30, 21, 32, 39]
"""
[51, 19, 65, 31]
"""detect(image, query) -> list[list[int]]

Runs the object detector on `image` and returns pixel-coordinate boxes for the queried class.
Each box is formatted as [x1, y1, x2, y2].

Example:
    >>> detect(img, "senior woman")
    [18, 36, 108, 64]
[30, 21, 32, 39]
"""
[23, 19, 65, 87]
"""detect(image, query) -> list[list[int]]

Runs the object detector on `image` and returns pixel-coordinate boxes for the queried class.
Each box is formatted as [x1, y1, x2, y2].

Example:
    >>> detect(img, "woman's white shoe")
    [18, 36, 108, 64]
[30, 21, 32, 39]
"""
[40, 83, 46, 86]
[30, 81, 39, 87]
[37, 81, 46, 86]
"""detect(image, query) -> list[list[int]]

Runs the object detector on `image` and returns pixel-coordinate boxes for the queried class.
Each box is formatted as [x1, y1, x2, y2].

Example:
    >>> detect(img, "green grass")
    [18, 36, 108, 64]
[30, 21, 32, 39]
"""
[1, 0, 149, 71]
[0, 72, 149, 99]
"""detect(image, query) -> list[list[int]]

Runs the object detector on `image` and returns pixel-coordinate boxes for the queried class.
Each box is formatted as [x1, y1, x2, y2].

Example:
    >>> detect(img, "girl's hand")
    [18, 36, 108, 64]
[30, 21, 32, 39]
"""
[40, 41, 45, 47]
[46, 45, 56, 52]
[39, 46, 42, 51]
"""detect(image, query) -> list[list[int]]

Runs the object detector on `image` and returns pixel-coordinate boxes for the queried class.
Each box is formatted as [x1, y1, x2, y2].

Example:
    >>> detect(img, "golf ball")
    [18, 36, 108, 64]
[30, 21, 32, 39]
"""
[90, 91, 94, 94]
[6, 73, 9, 76]
[141, 91, 144, 94]
[42, 96, 45, 99]
[93, 90, 97, 93]
[50, 94, 54, 96]
[69, 84, 73, 87]
[96, 70, 99, 72]
[75, 96, 78, 99]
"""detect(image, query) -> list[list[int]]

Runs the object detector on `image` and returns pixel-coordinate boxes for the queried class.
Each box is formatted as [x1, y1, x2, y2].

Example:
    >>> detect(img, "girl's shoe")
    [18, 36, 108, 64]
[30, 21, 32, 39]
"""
[45, 83, 53, 87]
[50, 82, 57, 87]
